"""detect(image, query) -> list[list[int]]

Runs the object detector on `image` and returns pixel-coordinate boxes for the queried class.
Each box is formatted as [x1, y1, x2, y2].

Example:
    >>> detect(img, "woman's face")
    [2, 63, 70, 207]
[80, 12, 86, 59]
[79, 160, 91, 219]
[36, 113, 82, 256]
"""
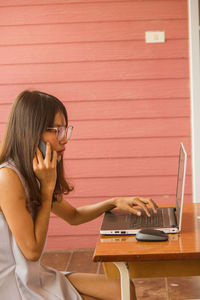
[41, 111, 67, 160]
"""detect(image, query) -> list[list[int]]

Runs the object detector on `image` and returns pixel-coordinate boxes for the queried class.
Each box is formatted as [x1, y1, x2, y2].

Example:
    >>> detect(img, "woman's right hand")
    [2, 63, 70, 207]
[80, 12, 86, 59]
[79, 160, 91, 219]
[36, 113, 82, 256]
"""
[33, 142, 57, 195]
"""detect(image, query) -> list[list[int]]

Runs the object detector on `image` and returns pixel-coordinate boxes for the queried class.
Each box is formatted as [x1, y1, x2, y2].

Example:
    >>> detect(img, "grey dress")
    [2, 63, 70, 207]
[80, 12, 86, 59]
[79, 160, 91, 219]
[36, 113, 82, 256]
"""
[0, 161, 82, 300]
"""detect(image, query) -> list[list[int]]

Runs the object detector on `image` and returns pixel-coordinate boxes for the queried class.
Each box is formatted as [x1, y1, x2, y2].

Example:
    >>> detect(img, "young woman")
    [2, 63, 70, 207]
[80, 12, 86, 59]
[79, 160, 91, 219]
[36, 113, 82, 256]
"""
[0, 90, 158, 300]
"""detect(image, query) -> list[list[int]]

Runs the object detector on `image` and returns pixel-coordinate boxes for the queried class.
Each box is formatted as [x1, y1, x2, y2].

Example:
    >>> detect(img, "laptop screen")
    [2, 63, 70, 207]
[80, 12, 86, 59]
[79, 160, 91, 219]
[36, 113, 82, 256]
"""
[175, 143, 187, 229]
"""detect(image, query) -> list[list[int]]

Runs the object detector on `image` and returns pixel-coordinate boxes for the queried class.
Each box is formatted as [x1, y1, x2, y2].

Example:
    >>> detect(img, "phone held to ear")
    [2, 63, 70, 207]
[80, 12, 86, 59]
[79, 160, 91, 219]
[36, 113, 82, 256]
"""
[38, 139, 53, 161]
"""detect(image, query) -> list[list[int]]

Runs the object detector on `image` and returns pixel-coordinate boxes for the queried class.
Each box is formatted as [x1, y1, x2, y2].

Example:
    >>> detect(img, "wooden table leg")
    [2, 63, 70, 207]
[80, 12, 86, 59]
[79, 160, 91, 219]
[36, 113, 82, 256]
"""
[113, 262, 130, 300]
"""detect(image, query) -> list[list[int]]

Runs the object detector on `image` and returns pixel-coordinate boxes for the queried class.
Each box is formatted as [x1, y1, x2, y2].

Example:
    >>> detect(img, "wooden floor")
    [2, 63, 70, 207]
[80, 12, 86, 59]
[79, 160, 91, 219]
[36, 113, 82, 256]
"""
[41, 249, 200, 299]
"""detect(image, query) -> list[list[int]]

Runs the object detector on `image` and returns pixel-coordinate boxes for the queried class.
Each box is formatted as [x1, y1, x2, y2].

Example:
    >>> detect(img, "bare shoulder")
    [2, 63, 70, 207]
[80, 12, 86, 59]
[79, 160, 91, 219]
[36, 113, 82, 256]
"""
[0, 167, 26, 211]
[0, 166, 18, 179]
[0, 167, 23, 190]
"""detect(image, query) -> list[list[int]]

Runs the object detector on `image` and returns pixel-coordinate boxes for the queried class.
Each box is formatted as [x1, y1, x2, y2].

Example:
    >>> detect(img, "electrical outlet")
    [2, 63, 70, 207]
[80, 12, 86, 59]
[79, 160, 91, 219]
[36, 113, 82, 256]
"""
[145, 31, 165, 43]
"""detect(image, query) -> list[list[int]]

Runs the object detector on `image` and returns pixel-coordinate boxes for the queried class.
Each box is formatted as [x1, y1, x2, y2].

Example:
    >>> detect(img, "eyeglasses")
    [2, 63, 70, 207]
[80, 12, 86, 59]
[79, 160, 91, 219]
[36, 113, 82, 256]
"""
[46, 125, 73, 141]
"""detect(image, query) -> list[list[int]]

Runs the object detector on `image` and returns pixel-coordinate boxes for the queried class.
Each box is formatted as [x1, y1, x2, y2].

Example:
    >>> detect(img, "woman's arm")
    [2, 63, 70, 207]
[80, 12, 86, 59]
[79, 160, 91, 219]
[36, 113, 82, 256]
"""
[0, 168, 52, 261]
[0, 143, 57, 261]
[52, 196, 158, 225]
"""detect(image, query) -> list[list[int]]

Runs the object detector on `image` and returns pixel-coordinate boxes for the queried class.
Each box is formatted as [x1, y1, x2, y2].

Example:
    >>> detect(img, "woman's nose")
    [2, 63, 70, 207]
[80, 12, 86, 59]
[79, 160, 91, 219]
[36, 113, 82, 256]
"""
[60, 135, 68, 144]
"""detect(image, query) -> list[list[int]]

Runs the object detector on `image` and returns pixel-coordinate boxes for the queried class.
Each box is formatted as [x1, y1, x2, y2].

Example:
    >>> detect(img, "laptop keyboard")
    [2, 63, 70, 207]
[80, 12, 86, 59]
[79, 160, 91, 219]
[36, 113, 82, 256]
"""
[126, 208, 164, 228]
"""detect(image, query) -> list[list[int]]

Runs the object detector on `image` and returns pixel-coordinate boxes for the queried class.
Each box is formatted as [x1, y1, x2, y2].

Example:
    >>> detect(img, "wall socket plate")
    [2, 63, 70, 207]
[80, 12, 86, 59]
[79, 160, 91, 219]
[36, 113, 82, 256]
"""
[145, 31, 165, 43]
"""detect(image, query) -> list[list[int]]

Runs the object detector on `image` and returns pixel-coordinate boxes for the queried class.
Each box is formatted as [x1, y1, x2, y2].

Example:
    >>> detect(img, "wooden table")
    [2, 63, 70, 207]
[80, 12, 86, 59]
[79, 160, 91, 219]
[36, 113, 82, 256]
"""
[93, 204, 200, 300]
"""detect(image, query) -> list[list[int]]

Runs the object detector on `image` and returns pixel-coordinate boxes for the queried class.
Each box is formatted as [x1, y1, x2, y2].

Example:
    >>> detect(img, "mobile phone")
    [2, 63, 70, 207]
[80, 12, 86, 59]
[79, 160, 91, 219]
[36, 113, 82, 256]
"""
[38, 139, 53, 160]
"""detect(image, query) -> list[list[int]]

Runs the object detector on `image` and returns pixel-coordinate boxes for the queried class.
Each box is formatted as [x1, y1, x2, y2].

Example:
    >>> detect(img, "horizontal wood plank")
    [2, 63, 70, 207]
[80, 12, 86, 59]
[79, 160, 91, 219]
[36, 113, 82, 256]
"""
[0, 59, 189, 84]
[0, 79, 190, 103]
[0, 1, 187, 26]
[45, 234, 98, 250]
[69, 176, 192, 197]
[48, 216, 102, 236]
[65, 157, 192, 179]
[66, 98, 190, 120]
[0, 98, 190, 123]
[0, 20, 188, 46]
[0, 0, 187, 5]
[0, 117, 191, 141]
[0, 39, 188, 65]
[61, 194, 193, 208]
[0, 0, 126, 5]
[65, 137, 191, 159]
[0, 130, 191, 161]
[71, 118, 190, 140]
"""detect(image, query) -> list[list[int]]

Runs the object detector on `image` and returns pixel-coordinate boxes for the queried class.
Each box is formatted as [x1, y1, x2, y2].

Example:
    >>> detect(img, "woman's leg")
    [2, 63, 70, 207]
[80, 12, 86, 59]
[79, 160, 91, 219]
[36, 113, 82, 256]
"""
[66, 273, 137, 300]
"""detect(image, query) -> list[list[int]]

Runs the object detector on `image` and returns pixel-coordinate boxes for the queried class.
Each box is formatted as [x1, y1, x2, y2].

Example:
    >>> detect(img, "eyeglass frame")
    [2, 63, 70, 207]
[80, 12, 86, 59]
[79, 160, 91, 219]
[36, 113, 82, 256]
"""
[46, 125, 73, 141]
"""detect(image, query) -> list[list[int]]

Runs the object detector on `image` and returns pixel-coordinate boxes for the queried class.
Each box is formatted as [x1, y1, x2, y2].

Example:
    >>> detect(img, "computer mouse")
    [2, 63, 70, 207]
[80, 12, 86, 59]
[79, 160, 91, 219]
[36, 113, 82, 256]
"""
[136, 229, 168, 241]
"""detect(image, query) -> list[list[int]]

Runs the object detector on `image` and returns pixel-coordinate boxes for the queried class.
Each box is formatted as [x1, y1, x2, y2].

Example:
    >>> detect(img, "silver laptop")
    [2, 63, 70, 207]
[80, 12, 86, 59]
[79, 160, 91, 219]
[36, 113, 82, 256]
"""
[100, 143, 187, 235]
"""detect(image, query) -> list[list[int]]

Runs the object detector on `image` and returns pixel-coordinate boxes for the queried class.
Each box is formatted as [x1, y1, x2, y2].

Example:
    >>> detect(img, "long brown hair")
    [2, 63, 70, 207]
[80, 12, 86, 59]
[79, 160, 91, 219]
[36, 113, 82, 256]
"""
[0, 90, 73, 219]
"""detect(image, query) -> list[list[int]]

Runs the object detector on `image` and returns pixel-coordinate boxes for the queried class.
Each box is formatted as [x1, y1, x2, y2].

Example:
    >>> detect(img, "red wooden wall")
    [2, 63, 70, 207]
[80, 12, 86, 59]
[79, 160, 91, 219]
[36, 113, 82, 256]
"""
[0, 0, 191, 249]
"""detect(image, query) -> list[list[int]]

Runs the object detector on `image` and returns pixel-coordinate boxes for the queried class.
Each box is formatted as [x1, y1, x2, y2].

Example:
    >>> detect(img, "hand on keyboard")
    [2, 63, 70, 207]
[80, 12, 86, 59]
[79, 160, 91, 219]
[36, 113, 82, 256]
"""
[112, 196, 158, 217]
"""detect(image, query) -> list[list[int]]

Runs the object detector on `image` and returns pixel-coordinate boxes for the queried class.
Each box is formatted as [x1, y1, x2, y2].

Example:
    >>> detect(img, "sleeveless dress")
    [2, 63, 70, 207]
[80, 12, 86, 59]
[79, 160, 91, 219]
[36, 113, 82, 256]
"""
[0, 161, 82, 300]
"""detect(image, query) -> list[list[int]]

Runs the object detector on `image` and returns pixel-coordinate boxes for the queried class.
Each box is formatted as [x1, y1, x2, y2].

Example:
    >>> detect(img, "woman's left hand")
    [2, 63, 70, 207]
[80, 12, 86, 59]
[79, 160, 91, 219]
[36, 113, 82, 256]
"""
[112, 197, 158, 217]
[33, 142, 57, 195]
